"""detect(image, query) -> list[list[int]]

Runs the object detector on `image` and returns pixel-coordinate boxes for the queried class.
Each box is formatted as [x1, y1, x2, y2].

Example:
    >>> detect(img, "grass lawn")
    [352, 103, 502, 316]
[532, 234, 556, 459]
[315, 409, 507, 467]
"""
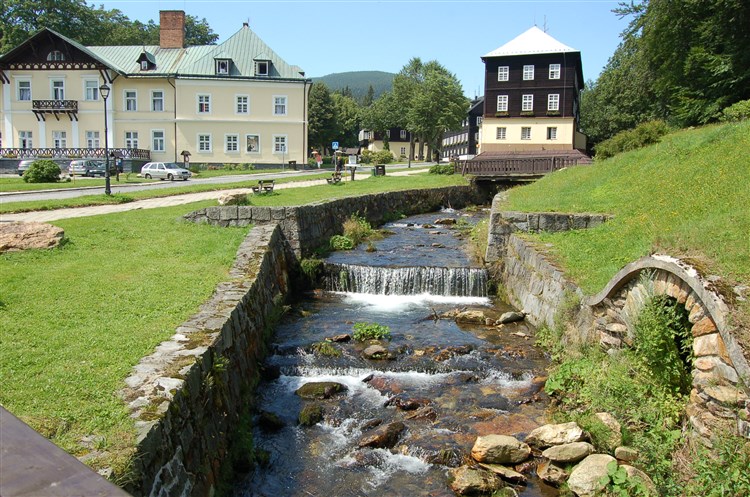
[0, 175, 152, 192]
[189, 167, 284, 178]
[0, 172, 466, 475]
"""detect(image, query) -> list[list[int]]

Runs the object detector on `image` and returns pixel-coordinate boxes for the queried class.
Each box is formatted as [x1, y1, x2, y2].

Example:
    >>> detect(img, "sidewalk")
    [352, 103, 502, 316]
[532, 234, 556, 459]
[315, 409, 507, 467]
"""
[1, 168, 427, 223]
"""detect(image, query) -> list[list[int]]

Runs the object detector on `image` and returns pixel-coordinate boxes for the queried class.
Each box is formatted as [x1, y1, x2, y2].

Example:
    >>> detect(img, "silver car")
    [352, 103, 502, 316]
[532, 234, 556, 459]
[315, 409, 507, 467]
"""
[140, 162, 191, 181]
[16, 160, 35, 176]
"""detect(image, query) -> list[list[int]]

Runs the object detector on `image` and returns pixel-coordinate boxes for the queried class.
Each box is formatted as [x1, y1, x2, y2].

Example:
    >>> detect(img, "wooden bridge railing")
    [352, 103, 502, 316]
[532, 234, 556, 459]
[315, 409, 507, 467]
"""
[461, 156, 581, 176]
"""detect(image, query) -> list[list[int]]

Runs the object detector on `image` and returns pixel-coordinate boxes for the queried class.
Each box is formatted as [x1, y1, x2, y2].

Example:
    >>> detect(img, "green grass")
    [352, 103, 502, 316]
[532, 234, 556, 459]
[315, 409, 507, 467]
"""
[189, 167, 284, 178]
[0, 175, 151, 192]
[503, 120, 750, 295]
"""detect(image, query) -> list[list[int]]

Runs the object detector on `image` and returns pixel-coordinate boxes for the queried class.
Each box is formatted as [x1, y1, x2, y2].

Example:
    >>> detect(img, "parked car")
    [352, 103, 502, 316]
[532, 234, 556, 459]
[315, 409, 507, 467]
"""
[68, 159, 113, 177]
[16, 159, 35, 176]
[84, 161, 118, 177]
[139, 162, 191, 181]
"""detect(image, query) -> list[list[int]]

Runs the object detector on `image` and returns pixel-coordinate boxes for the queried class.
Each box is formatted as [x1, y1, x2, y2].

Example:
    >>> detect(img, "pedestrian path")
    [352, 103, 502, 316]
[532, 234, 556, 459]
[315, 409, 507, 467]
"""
[0, 169, 427, 223]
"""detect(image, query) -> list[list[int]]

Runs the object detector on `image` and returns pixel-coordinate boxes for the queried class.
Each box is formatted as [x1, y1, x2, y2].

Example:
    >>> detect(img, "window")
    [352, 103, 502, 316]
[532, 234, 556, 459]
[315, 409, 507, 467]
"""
[51, 80, 65, 100]
[547, 127, 558, 140]
[84, 80, 99, 101]
[497, 66, 509, 82]
[151, 90, 164, 112]
[152, 130, 165, 152]
[85, 131, 100, 148]
[198, 134, 212, 152]
[549, 64, 561, 80]
[225, 134, 239, 152]
[521, 127, 532, 140]
[197, 94, 211, 114]
[400, 129, 407, 140]
[140, 60, 149, 71]
[125, 131, 139, 148]
[216, 59, 230, 75]
[274, 96, 287, 115]
[477, 116, 483, 126]
[246, 134, 260, 153]
[236, 95, 249, 114]
[400, 146, 406, 155]
[47, 50, 64, 61]
[496, 95, 508, 112]
[522, 94, 534, 112]
[19, 131, 33, 148]
[17, 80, 31, 101]
[548, 94, 560, 112]
[496, 127, 506, 140]
[523, 65, 535, 80]
[255, 61, 269, 76]
[273, 135, 287, 153]
[52, 131, 67, 148]
[125, 90, 137, 111]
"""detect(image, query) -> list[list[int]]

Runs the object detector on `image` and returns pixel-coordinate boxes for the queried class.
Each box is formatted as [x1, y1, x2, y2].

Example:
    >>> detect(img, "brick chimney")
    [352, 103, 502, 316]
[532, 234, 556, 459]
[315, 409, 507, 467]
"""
[160, 10, 185, 49]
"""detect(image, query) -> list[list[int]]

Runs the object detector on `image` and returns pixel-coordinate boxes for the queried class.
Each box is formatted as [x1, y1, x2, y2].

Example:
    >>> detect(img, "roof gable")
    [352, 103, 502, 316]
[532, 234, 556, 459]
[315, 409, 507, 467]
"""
[0, 28, 113, 70]
[483, 26, 578, 58]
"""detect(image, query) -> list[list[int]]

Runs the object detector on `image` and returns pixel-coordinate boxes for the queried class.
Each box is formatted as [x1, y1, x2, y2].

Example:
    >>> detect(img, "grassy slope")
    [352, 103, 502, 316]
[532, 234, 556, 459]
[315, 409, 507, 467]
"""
[504, 120, 750, 296]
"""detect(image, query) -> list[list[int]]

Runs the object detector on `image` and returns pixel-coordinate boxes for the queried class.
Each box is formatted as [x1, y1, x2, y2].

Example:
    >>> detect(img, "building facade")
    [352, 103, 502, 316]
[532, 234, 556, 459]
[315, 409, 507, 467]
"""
[441, 97, 483, 161]
[0, 11, 311, 170]
[358, 127, 413, 160]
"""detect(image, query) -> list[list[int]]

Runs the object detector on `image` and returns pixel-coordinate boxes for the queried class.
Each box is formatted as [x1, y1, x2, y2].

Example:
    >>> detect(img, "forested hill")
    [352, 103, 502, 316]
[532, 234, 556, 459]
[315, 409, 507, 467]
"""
[312, 71, 395, 101]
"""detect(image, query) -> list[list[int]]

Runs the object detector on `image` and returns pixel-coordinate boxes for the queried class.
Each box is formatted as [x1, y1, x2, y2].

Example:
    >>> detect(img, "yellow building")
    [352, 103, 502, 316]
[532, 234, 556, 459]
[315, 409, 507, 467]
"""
[0, 11, 311, 170]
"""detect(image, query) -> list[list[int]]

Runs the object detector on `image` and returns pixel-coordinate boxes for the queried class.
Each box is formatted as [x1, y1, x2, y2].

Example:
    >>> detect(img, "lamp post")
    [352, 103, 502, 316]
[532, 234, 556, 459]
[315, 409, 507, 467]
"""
[99, 83, 111, 195]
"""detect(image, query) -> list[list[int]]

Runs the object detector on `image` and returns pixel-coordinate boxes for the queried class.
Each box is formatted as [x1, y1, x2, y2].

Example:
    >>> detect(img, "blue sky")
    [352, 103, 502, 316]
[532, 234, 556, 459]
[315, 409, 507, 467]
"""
[95, 0, 629, 96]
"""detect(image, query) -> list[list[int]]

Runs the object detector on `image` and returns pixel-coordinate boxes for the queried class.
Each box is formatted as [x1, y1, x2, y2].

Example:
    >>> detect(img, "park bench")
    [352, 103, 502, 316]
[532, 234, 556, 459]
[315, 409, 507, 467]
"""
[326, 172, 342, 184]
[251, 179, 275, 194]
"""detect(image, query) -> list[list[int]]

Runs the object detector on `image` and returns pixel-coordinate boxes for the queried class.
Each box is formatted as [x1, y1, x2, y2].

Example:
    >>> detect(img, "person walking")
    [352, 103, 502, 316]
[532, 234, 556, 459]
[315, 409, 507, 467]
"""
[313, 150, 322, 169]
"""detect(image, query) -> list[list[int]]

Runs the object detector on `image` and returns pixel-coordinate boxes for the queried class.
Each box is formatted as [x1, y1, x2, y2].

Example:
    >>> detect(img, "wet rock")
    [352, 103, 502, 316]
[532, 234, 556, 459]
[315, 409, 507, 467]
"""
[361, 418, 383, 430]
[404, 406, 438, 421]
[537, 460, 568, 487]
[434, 345, 474, 361]
[358, 421, 405, 449]
[478, 463, 527, 484]
[542, 442, 594, 463]
[429, 230, 442, 235]
[260, 364, 281, 381]
[435, 218, 456, 225]
[363, 375, 404, 395]
[567, 454, 616, 497]
[441, 309, 461, 319]
[385, 395, 430, 411]
[295, 381, 347, 400]
[614, 446, 639, 463]
[362, 344, 389, 360]
[448, 466, 504, 496]
[431, 243, 446, 248]
[525, 422, 585, 448]
[422, 223, 435, 229]
[424, 447, 462, 467]
[298, 404, 324, 426]
[326, 333, 351, 343]
[455, 310, 487, 324]
[471, 434, 531, 464]
[497, 311, 525, 324]
[594, 412, 623, 448]
[621, 464, 658, 494]
[348, 450, 381, 468]
[258, 410, 284, 431]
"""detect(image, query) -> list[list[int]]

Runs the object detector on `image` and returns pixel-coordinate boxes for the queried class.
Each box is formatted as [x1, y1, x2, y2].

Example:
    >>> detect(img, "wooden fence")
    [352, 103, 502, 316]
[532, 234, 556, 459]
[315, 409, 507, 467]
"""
[461, 156, 581, 177]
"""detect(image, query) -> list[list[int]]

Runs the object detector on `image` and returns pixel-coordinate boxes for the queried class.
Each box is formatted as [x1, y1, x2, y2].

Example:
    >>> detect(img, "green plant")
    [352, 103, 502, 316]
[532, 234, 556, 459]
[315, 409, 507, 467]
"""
[429, 164, 455, 175]
[352, 322, 391, 341]
[599, 461, 652, 496]
[311, 341, 341, 357]
[595, 120, 671, 159]
[371, 150, 394, 164]
[343, 214, 373, 245]
[684, 432, 750, 496]
[300, 258, 323, 280]
[23, 160, 61, 183]
[329, 234, 354, 250]
[720, 99, 750, 122]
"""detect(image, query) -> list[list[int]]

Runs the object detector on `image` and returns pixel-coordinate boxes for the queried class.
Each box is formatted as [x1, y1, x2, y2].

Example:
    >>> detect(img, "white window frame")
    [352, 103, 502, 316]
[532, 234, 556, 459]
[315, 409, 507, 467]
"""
[400, 129, 407, 140]
[225, 134, 239, 153]
[496, 95, 508, 112]
[85, 130, 100, 148]
[140, 60, 149, 71]
[245, 134, 260, 153]
[255, 61, 269, 76]
[151, 90, 164, 112]
[52, 130, 67, 148]
[198, 133, 212, 153]
[125, 131, 139, 149]
[51, 79, 65, 100]
[216, 59, 230, 75]
[522, 94, 534, 112]
[521, 127, 532, 140]
[547, 127, 558, 140]
[497, 66, 509, 82]
[400, 146, 406, 155]
[548, 94, 560, 112]
[273, 95, 287, 116]
[523, 65, 534, 80]
[47, 50, 64, 61]
[496, 127, 506, 140]
[273, 134, 288, 154]
[84, 79, 99, 101]
[17, 79, 31, 101]
[197, 94, 211, 114]
[235, 95, 249, 114]
[19, 131, 33, 148]
[151, 129, 165, 152]
[124, 90, 137, 111]
[549, 63, 561, 80]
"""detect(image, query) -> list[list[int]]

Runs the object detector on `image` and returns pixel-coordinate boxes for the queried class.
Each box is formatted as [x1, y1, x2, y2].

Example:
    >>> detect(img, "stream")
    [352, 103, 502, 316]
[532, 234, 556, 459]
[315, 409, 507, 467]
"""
[234, 209, 556, 497]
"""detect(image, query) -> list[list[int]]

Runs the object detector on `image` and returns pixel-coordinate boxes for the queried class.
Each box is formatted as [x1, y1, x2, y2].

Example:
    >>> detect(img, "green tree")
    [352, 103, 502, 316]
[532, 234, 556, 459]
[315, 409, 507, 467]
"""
[331, 93, 361, 147]
[308, 83, 337, 152]
[362, 84, 375, 107]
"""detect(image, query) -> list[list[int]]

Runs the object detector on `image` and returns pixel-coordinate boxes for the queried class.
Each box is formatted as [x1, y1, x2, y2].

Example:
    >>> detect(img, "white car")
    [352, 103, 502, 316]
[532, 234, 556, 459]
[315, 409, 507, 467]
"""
[140, 162, 191, 181]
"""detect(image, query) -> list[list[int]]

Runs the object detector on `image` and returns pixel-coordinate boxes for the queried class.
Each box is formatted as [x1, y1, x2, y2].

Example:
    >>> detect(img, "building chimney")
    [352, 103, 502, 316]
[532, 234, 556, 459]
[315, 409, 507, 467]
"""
[160, 10, 185, 49]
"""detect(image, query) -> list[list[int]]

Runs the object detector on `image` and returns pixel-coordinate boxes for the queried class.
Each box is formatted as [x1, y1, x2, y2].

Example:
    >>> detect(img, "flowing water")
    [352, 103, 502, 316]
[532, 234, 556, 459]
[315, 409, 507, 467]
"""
[235, 209, 557, 497]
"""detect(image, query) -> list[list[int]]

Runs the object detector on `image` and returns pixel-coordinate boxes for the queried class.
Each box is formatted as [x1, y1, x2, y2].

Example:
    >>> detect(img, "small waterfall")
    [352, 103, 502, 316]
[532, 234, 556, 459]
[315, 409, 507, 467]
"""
[322, 263, 488, 297]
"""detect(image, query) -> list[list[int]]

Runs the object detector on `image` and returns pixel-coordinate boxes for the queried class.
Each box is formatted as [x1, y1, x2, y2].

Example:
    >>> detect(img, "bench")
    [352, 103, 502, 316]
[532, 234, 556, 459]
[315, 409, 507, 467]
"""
[251, 179, 275, 194]
[326, 172, 342, 185]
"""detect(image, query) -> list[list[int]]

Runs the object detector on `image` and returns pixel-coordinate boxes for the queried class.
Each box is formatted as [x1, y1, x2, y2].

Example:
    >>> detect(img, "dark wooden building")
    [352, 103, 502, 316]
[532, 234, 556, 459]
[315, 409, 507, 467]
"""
[441, 97, 483, 161]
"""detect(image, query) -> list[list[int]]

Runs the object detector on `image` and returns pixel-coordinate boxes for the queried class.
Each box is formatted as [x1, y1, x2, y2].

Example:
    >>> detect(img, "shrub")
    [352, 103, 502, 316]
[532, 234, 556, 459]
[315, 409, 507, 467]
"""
[343, 214, 372, 246]
[595, 120, 671, 160]
[360, 150, 373, 164]
[352, 322, 391, 341]
[429, 164, 455, 175]
[23, 159, 61, 183]
[371, 150, 394, 164]
[300, 258, 323, 280]
[329, 235, 354, 250]
[720, 99, 750, 122]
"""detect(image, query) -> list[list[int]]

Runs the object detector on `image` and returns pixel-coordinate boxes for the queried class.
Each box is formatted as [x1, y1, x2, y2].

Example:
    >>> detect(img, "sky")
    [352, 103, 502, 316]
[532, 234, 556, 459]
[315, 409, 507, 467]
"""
[94, 0, 630, 97]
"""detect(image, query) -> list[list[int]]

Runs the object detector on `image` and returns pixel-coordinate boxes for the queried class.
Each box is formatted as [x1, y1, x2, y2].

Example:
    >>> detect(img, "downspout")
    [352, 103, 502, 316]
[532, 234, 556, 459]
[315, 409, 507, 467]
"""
[304, 79, 312, 164]
[168, 77, 177, 162]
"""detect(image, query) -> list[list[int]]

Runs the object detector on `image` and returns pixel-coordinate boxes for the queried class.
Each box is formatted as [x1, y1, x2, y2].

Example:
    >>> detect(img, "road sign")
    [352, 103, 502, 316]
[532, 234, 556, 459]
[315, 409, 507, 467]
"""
[332, 141, 339, 150]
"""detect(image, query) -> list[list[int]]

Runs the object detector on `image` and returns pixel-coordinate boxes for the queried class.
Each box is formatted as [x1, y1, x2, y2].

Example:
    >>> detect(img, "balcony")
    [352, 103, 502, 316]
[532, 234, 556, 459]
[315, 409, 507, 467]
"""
[0, 147, 151, 161]
[32, 100, 78, 121]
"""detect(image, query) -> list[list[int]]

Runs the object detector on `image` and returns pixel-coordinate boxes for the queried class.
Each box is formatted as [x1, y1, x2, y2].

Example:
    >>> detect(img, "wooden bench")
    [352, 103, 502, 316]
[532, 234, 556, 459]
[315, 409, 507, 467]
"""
[251, 179, 275, 194]
[326, 172, 342, 185]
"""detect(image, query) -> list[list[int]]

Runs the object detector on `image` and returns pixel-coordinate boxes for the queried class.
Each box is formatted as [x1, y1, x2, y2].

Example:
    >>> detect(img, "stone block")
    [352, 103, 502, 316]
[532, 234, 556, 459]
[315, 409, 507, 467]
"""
[688, 303, 706, 324]
[693, 333, 720, 357]
[692, 316, 717, 337]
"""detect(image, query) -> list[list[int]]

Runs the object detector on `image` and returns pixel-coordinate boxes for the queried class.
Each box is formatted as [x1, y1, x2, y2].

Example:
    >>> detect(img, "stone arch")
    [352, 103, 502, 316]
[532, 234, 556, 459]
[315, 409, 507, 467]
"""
[586, 254, 749, 440]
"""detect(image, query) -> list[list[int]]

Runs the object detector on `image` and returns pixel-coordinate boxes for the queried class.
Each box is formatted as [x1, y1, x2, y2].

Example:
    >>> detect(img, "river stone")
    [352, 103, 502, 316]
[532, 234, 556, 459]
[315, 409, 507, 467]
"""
[497, 311, 525, 324]
[471, 434, 531, 464]
[478, 463, 527, 484]
[217, 192, 247, 205]
[448, 466, 504, 496]
[525, 422, 585, 448]
[594, 412, 623, 448]
[358, 421, 405, 449]
[295, 381, 347, 399]
[362, 344, 388, 360]
[298, 404, 324, 426]
[0, 222, 64, 252]
[621, 464, 658, 494]
[567, 454, 616, 497]
[434, 218, 456, 225]
[326, 334, 351, 343]
[258, 410, 284, 431]
[542, 441, 594, 463]
[455, 310, 487, 324]
[537, 460, 568, 487]
[614, 446, 639, 463]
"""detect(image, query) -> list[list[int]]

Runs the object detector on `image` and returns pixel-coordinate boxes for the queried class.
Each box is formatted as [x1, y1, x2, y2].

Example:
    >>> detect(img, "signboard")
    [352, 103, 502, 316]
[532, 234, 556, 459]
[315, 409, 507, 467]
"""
[332, 141, 339, 150]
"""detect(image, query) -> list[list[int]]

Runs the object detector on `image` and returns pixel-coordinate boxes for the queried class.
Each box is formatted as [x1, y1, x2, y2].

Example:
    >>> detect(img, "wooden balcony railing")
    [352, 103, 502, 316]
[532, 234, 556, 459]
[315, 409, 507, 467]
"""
[32, 100, 79, 121]
[0, 148, 151, 160]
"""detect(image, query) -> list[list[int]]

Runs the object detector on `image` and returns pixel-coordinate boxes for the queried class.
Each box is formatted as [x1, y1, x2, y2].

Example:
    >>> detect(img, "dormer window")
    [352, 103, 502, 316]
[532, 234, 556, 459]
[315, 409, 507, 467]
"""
[216, 59, 230, 75]
[137, 51, 156, 71]
[141, 61, 149, 71]
[47, 50, 64, 61]
[255, 61, 269, 77]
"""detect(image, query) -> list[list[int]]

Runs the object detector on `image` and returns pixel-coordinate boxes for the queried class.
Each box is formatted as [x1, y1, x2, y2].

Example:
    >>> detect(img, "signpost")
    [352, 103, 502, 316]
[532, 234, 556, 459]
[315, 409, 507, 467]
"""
[332, 141, 339, 150]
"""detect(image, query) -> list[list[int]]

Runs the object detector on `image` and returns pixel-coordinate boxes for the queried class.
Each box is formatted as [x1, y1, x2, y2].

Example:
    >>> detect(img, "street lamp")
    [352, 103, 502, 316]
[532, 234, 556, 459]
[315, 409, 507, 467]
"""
[99, 83, 111, 195]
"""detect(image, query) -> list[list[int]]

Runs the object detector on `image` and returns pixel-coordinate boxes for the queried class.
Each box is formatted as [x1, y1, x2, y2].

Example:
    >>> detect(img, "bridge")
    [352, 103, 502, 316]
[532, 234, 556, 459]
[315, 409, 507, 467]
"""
[459, 149, 592, 181]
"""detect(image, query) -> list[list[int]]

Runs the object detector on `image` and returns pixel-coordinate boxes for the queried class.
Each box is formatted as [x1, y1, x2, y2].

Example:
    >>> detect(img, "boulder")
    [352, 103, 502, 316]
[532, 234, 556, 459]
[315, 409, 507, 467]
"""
[326, 333, 351, 343]
[471, 434, 531, 464]
[434, 218, 456, 225]
[298, 404, 324, 426]
[537, 460, 568, 487]
[567, 454, 616, 497]
[614, 446, 638, 463]
[594, 412, 623, 448]
[362, 344, 388, 360]
[542, 442, 594, 463]
[525, 422, 585, 448]
[404, 406, 437, 421]
[448, 466, 504, 496]
[497, 311, 525, 324]
[358, 421, 405, 449]
[0, 222, 64, 252]
[295, 381, 347, 399]
[621, 464, 658, 494]
[385, 395, 429, 411]
[478, 463, 527, 484]
[217, 192, 247, 205]
[258, 411, 284, 431]
[455, 310, 487, 324]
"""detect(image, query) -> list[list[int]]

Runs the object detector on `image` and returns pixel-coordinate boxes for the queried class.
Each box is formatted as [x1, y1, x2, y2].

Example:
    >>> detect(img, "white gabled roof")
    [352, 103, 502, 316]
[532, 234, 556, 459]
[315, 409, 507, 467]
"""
[483, 26, 578, 58]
